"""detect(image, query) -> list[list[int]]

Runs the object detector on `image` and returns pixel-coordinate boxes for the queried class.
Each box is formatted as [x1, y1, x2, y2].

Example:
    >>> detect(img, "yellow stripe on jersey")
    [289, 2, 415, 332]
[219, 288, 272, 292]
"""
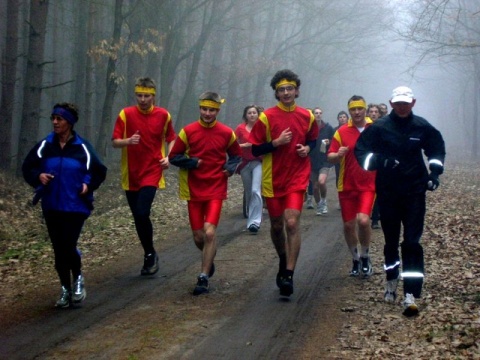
[118, 109, 130, 190]
[258, 112, 274, 197]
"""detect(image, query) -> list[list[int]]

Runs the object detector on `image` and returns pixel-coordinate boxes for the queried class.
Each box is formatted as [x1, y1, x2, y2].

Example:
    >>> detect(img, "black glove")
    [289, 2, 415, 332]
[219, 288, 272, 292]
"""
[427, 173, 439, 191]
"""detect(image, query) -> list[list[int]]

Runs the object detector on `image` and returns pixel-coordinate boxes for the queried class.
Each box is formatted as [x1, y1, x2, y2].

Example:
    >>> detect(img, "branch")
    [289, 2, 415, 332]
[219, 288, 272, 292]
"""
[41, 80, 75, 90]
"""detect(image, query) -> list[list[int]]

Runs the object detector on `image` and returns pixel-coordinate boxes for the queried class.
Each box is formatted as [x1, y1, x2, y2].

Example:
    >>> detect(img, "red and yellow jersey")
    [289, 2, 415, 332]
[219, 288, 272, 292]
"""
[235, 123, 261, 163]
[249, 103, 319, 198]
[328, 118, 376, 192]
[112, 105, 176, 190]
[169, 119, 241, 201]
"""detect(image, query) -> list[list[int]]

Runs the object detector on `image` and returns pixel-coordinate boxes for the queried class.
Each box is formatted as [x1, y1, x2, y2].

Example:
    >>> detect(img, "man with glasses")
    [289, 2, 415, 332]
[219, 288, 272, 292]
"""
[250, 69, 319, 297]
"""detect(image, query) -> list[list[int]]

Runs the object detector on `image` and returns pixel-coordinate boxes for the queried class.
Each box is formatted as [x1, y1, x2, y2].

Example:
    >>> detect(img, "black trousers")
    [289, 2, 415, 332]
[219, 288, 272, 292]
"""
[378, 192, 426, 298]
[44, 211, 87, 289]
[125, 186, 157, 255]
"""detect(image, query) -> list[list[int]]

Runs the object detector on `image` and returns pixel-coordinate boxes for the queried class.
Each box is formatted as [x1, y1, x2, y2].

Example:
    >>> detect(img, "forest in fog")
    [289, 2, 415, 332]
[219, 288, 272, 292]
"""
[1, 0, 479, 173]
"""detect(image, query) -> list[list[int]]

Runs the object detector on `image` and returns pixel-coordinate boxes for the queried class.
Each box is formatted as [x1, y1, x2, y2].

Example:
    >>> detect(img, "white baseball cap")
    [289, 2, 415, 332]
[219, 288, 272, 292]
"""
[391, 86, 414, 103]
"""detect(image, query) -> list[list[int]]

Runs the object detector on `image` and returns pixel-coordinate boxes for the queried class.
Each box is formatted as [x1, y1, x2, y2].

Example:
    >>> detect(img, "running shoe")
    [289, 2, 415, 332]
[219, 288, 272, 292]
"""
[72, 275, 86, 303]
[371, 221, 380, 229]
[141, 252, 159, 276]
[55, 286, 71, 308]
[384, 278, 398, 303]
[317, 199, 328, 215]
[248, 224, 259, 234]
[350, 259, 360, 276]
[306, 197, 314, 209]
[360, 256, 373, 277]
[403, 293, 419, 317]
[193, 275, 209, 296]
[279, 275, 294, 297]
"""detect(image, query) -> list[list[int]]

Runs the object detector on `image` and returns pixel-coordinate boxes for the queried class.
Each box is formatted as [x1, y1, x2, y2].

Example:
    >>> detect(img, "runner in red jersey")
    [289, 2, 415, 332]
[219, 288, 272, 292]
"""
[169, 91, 241, 296]
[112, 77, 176, 276]
[327, 95, 376, 279]
[249, 69, 319, 298]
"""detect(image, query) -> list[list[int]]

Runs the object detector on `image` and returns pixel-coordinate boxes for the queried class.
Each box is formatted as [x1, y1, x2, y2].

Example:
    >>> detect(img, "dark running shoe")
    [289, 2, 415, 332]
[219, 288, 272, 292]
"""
[360, 256, 373, 277]
[193, 275, 209, 296]
[141, 252, 159, 276]
[279, 275, 294, 297]
[350, 259, 360, 276]
[248, 224, 259, 234]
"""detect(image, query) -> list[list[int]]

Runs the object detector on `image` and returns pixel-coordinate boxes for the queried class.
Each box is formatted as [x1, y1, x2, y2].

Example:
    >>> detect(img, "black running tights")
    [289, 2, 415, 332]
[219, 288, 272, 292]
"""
[125, 186, 157, 255]
[44, 211, 87, 289]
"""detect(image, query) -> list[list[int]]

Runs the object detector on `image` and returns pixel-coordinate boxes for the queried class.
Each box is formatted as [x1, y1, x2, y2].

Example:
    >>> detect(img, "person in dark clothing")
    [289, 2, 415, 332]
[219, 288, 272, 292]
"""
[355, 86, 445, 317]
[307, 107, 335, 215]
[367, 104, 382, 229]
[22, 102, 107, 308]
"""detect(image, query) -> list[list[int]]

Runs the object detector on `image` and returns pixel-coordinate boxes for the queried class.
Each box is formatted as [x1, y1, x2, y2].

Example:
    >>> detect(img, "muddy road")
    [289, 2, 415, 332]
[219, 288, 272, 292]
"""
[1, 188, 352, 359]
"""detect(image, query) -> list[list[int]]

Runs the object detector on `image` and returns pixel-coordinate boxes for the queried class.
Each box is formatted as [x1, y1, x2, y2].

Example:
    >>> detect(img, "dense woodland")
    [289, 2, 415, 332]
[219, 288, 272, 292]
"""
[1, 0, 479, 174]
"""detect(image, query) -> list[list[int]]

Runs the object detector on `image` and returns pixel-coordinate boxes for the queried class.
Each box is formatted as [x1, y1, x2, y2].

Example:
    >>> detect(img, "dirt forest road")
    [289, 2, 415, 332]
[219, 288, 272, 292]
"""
[1, 186, 354, 359]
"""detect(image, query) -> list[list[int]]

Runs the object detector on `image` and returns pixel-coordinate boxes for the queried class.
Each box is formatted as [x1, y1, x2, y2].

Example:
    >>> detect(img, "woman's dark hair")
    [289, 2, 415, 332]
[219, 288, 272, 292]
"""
[337, 110, 348, 119]
[242, 104, 262, 123]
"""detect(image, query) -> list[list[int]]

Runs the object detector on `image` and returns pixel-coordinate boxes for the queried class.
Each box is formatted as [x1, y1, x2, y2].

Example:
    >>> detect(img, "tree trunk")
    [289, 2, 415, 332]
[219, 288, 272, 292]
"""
[16, 0, 49, 174]
[83, 0, 96, 141]
[96, 0, 123, 159]
[0, 0, 20, 171]
[72, 0, 90, 136]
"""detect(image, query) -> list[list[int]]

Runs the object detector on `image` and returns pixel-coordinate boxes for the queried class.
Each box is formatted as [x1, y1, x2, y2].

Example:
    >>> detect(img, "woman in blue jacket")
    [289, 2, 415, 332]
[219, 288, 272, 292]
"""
[22, 102, 107, 308]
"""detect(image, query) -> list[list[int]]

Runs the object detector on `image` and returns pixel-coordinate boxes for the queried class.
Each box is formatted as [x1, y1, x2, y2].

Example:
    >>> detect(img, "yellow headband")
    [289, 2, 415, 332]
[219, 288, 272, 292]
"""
[348, 100, 367, 110]
[275, 79, 297, 90]
[199, 99, 225, 109]
[134, 86, 156, 95]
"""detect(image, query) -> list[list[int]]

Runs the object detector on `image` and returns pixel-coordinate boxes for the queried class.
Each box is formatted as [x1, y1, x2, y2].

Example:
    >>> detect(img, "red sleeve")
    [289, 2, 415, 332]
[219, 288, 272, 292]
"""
[165, 117, 176, 143]
[248, 120, 267, 146]
[112, 114, 125, 140]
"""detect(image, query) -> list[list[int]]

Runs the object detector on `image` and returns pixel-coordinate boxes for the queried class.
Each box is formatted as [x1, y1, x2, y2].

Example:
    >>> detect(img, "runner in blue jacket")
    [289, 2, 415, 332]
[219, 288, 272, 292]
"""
[22, 102, 107, 308]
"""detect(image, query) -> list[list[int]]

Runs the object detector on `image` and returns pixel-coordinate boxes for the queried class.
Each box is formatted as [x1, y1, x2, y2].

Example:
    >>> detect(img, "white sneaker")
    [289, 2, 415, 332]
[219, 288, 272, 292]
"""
[320, 200, 328, 214]
[306, 196, 314, 209]
[402, 293, 419, 317]
[55, 286, 71, 308]
[319, 199, 328, 214]
[72, 275, 86, 303]
[384, 278, 398, 303]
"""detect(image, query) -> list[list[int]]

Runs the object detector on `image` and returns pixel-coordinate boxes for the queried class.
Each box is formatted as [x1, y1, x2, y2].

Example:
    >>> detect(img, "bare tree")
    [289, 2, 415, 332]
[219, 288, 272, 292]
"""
[95, 0, 124, 159]
[398, 0, 480, 158]
[16, 0, 49, 174]
[0, 0, 20, 171]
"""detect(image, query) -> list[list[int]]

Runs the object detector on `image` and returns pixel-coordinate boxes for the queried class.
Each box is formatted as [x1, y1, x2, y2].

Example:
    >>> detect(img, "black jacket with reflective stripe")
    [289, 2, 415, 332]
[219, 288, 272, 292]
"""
[354, 111, 445, 195]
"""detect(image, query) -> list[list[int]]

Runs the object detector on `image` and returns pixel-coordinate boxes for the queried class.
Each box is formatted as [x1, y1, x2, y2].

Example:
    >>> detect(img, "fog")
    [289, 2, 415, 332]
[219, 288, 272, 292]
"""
[0, 0, 478, 170]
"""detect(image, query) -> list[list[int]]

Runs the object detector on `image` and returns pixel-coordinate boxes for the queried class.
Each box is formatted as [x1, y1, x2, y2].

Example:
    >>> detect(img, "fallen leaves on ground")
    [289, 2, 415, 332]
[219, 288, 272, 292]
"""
[0, 162, 479, 359]
[327, 162, 480, 359]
